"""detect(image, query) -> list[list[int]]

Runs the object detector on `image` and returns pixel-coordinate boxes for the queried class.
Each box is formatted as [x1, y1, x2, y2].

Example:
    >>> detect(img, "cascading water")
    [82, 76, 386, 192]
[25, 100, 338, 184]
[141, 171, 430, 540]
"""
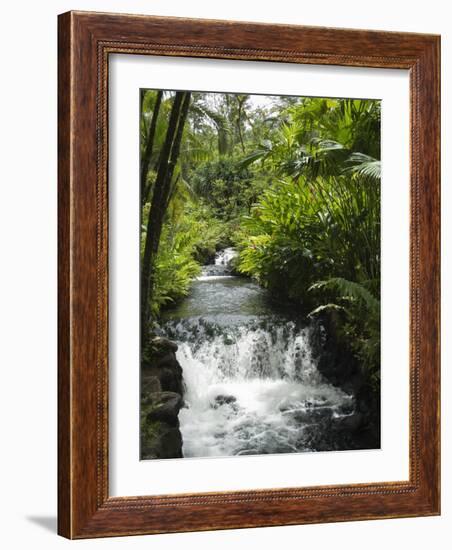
[161, 248, 355, 458]
[197, 247, 238, 279]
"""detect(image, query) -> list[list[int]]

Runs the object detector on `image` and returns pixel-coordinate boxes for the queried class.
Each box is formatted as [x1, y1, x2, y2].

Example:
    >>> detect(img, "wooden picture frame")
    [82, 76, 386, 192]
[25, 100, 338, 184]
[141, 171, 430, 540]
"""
[58, 10, 440, 539]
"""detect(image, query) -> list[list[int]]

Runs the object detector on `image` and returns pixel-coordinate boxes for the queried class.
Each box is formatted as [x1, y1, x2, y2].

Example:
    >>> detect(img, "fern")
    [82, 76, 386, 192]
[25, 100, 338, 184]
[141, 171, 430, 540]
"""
[309, 277, 379, 316]
[307, 303, 345, 318]
[308, 277, 380, 382]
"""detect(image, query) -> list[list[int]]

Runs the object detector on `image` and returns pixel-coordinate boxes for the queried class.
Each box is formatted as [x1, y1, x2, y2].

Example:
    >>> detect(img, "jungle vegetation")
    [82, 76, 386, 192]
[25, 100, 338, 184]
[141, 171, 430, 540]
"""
[140, 89, 381, 385]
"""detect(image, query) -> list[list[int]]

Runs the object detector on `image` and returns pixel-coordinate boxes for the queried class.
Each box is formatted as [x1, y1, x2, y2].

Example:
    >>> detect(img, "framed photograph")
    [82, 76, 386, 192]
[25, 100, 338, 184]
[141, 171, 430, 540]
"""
[58, 11, 440, 538]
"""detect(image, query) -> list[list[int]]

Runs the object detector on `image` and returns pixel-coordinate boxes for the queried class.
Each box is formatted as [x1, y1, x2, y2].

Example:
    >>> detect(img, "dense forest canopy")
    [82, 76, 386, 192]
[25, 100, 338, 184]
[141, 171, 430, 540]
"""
[140, 90, 381, 386]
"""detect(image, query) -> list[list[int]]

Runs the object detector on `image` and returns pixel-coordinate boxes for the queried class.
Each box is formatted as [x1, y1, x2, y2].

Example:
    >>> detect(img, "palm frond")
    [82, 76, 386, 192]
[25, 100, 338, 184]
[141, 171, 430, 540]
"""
[308, 303, 345, 318]
[344, 152, 381, 181]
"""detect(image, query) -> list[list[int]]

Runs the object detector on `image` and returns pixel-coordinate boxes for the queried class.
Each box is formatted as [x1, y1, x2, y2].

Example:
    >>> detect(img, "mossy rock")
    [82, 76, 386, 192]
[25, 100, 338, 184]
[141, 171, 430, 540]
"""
[143, 391, 183, 426]
[140, 419, 183, 459]
[141, 375, 161, 397]
[150, 337, 178, 356]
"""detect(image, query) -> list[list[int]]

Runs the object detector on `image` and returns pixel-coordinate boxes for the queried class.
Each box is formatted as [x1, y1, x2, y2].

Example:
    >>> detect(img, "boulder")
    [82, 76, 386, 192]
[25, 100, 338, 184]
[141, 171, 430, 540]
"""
[141, 375, 161, 397]
[158, 366, 184, 395]
[155, 352, 179, 368]
[140, 421, 183, 460]
[142, 337, 184, 395]
[140, 336, 186, 459]
[145, 391, 183, 427]
[150, 336, 178, 356]
[310, 314, 360, 389]
[332, 412, 365, 433]
[213, 394, 237, 408]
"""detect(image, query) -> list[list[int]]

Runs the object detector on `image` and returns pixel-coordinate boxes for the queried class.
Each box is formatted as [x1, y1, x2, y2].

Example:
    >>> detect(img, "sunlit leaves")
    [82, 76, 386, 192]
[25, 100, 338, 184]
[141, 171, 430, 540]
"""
[140, 89, 381, 381]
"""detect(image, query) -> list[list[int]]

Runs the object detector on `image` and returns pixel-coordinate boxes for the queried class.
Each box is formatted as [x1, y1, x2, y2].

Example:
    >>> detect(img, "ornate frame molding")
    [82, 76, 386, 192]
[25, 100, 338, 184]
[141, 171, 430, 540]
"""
[58, 11, 440, 538]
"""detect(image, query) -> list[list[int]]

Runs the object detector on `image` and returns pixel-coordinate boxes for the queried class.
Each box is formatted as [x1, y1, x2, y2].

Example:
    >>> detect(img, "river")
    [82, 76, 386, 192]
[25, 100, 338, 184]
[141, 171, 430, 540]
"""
[161, 248, 355, 458]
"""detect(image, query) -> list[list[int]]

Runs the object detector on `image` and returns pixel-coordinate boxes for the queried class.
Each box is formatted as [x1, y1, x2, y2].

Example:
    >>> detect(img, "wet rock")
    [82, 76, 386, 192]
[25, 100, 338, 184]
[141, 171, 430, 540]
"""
[310, 314, 360, 389]
[155, 352, 179, 368]
[285, 407, 333, 424]
[145, 391, 183, 427]
[142, 339, 184, 395]
[140, 336, 185, 459]
[150, 336, 178, 356]
[141, 421, 183, 460]
[160, 366, 184, 394]
[141, 375, 161, 396]
[214, 394, 237, 407]
[332, 412, 365, 433]
[337, 401, 355, 416]
[310, 313, 380, 450]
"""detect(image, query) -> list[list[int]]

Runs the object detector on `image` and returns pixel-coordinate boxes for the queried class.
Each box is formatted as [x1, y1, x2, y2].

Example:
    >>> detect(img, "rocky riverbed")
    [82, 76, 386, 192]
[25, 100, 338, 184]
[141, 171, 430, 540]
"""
[140, 337, 185, 459]
[140, 249, 380, 460]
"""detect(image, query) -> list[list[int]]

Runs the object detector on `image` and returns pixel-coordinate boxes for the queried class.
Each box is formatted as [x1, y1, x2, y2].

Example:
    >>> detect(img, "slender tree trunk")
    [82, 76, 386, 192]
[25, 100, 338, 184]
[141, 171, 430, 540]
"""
[164, 92, 191, 203]
[217, 125, 228, 156]
[140, 91, 191, 345]
[166, 174, 180, 210]
[236, 96, 246, 153]
[140, 90, 163, 205]
[163, 93, 192, 208]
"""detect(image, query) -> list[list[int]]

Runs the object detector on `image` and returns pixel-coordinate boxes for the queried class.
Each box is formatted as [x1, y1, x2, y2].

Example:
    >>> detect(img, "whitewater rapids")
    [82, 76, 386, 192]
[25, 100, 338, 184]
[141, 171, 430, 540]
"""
[161, 249, 354, 458]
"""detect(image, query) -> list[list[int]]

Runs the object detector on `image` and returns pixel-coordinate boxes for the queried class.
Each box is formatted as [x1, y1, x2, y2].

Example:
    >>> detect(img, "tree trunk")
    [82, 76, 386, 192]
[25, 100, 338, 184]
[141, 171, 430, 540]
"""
[140, 91, 191, 345]
[236, 96, 246, 153]
[140, 90, 163, 205]
[164, 92, 191, 207]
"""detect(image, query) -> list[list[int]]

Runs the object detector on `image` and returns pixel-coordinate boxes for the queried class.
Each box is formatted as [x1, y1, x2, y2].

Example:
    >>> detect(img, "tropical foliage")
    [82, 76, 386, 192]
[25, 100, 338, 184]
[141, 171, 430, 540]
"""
[140, 91, 381, 383]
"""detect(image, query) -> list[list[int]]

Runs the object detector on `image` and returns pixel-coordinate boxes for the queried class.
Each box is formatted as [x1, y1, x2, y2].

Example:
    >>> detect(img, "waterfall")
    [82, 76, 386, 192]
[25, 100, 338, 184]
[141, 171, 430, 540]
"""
[160, 248, 354, 458]
[198, 248, 238, 280]
[214, 247, 237, 267]
[164, 321, 353, 458]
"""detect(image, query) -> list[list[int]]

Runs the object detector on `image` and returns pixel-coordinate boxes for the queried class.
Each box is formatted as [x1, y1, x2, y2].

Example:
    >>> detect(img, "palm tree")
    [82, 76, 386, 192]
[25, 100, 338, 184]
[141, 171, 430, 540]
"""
[141, 91, 191, 344]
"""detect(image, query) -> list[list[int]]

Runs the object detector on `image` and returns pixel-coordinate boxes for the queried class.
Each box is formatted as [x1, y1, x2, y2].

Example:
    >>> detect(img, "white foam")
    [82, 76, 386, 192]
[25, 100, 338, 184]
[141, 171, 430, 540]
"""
[176, 326, 350, 458]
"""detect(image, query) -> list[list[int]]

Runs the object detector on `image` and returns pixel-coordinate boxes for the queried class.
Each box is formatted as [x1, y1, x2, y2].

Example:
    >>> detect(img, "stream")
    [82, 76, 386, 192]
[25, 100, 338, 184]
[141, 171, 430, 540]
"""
[161, 248, 355, 458]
